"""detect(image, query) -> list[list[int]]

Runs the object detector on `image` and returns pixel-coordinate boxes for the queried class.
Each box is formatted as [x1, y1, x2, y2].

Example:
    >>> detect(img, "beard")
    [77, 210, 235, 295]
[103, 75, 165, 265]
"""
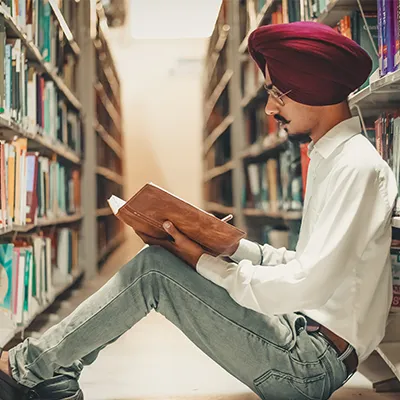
[287, 131, 312, 144]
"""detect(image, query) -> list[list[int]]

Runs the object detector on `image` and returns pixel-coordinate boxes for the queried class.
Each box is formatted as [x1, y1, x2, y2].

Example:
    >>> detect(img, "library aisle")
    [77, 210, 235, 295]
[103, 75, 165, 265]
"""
[2, 0, 400, 399]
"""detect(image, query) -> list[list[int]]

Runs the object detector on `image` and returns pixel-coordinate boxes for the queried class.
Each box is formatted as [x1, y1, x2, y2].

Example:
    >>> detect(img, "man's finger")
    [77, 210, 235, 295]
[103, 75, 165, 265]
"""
[163, 221, 180, 240]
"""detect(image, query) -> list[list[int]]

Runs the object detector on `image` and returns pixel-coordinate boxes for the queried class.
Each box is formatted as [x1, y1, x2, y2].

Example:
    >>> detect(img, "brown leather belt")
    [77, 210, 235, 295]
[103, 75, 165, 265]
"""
[304, 316, 358, 377]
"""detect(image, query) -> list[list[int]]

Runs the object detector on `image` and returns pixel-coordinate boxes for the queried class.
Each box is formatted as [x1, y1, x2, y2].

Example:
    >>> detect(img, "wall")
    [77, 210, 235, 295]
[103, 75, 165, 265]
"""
[108, 29, 208, 251]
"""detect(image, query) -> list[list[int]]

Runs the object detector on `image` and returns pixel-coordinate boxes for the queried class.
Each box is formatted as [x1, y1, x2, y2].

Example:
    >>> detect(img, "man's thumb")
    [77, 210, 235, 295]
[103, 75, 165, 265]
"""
[163, 221, 176, 236]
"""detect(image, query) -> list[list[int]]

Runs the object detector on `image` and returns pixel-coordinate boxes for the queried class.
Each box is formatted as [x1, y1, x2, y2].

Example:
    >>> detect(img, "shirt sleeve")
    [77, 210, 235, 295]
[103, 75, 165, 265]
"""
[197, 165, 390, 315]
[230, 238, 296, 265]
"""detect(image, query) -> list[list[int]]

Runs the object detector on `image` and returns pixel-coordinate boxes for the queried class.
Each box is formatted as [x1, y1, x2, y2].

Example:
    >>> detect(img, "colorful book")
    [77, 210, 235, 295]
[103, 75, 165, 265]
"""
[0, 243, 15, 314]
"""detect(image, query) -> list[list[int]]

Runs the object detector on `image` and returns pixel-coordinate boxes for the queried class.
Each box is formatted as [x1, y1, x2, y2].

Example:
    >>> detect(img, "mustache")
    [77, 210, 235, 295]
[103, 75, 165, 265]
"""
[274, 114, 290, 125]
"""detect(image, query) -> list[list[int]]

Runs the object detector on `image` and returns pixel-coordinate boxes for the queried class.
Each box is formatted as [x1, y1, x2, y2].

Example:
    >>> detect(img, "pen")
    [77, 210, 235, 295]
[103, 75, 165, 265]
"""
[221, 214, 233, 223]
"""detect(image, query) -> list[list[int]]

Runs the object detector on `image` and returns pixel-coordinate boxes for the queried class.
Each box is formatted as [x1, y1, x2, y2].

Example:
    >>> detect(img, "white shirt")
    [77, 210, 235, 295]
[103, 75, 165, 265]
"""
[197, 117, 398, 362]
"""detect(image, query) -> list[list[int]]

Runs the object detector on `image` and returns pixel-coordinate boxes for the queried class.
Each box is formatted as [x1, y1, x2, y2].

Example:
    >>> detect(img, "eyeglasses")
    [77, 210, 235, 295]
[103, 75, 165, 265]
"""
[263, 84, 292, 106]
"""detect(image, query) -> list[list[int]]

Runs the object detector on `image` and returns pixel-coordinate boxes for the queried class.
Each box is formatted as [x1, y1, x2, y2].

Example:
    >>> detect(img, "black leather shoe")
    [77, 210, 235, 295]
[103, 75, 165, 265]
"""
[0, 347, 83, 400]
[0, 368, 28, 400]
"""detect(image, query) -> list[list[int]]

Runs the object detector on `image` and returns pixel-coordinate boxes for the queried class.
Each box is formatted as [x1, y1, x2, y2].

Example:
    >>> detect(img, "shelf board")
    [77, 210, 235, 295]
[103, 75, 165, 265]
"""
[349, 69, 400, 117]
[96, 207, 113, 217]
[95, 82, 122, 133]
[203, 115, 234, 155]
[377, 343, 400, 381]
[95, 11, 121, 86]
[241, 136, 288, 161]
[0, 6, 82, 111]
[48, 0, 81, 56]
[96, 166, 124, 185]
[98, 231, 125, 263]
[239, 0, 278, 54]
[204, 202, 235, 215]
[204, 69, 233, 124]
[0, 115, 81, 164]
[244, 208, 303, 220]
[204, 160, 235, 182]
[0, 214, 83, 236]
[205, 25, 230, 88]
[0, 270, 83, 348]
[94, 121, 123, 159]
[317, 0, 377, 27]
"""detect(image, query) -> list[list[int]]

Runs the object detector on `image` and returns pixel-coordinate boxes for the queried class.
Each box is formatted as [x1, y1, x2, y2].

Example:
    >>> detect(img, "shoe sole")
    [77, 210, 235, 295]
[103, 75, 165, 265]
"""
[52, 389, 84, 400]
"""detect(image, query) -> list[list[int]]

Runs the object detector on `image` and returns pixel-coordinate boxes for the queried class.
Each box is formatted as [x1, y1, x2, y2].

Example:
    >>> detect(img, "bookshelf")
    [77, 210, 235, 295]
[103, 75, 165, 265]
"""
[94, 1, 125, 267]
[0, 0, 125, 349]
[203, 0, 400, 391]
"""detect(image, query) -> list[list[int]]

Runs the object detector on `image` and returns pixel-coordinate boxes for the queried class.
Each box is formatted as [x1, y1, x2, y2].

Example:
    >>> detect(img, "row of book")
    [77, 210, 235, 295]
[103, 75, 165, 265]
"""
[204, 172, 234, 207]
[0, 229, 79, 327]
[0, 35, 81, 154]
[313, 1, 400, 80]
[245, 106, 279, 145]
[243, 143, 304, 213]
[205, 128, 231, 170]
[205, 85, 230, 134]
[98, 216, 123, 262]
[96, 136, 123, 176]
[365, 112, 400, 214]
[97, 176, 123, 210]
[335, 12, 378, 90]
[336, 1, 400, 78]
[0, 0, 77, 87]
[0, 138, 80, 229]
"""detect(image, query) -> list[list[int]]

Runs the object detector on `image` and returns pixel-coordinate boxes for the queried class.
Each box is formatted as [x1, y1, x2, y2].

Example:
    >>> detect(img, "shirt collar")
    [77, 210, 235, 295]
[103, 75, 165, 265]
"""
[308, 117, 361, 159]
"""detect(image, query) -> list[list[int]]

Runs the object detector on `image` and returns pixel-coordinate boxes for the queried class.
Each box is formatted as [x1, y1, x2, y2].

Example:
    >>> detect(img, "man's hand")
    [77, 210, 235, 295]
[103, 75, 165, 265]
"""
[136, 221, 206, 269]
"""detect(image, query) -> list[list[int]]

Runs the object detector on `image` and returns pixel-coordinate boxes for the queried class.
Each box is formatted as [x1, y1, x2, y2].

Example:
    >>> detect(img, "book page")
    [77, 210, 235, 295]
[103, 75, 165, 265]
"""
[107, 195, 126, 214]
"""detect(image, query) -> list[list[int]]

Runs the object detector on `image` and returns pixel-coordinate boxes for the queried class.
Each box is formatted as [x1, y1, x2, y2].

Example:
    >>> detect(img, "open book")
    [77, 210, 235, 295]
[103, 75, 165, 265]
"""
[108, 182, 246, 255]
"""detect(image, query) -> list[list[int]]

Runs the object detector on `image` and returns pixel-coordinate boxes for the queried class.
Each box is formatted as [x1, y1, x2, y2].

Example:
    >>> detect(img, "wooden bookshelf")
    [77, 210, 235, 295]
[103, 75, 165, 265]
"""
[0, 270, 83, 348]
[96, 207, 113, 217]
[0, 6, 81, 110]
[93, 0, 125, 267]
[203, 0, 400, 390]
[0, 0, 125, 350]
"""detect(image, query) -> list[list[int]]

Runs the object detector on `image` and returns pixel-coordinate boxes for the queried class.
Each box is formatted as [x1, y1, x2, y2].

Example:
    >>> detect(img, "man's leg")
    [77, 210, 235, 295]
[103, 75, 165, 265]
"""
[8, 246, 347, 399]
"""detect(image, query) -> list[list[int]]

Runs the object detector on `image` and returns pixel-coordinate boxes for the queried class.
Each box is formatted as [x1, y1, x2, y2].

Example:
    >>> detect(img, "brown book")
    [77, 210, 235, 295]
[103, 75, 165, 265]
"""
[108, 183, 246, 256]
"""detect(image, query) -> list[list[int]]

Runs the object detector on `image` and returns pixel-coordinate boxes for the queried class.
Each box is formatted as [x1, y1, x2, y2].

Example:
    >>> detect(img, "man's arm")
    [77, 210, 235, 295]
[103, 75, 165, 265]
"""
[229, 238, 296, 266]
[197, 164, 393, 315]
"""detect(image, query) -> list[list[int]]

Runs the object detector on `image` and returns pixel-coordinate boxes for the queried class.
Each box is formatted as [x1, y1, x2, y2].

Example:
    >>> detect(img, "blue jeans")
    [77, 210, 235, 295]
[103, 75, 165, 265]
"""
[9, 246, 348, 399]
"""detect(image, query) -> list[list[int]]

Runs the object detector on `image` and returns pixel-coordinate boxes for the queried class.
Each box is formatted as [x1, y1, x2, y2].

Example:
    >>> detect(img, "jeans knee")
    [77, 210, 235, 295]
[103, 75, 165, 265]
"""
[132, 245, 170, 273]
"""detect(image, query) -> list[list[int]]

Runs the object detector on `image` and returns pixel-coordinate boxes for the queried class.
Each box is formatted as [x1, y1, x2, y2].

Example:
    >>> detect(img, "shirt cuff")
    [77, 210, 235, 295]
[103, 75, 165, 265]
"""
[196, 253, 233, 286]
[230, 239, 262, 265]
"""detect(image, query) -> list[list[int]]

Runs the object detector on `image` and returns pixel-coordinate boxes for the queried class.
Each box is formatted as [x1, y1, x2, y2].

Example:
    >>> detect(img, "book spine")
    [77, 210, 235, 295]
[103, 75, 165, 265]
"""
[396, 0, 400, 70]
[386, 0, 395, 72]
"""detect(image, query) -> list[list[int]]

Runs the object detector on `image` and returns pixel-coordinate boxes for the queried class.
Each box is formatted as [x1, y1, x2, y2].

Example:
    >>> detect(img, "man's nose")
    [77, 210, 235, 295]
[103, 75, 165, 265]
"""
[265, 96, 280, 116]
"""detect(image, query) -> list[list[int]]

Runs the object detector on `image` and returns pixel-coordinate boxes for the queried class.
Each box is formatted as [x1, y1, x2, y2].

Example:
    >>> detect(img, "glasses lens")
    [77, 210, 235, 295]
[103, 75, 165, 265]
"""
[264, 85, 285, 106]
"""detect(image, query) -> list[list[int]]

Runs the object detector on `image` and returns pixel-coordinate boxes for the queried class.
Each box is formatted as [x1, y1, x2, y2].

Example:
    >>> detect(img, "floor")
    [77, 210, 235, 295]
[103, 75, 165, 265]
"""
[23, 234, 400, 400]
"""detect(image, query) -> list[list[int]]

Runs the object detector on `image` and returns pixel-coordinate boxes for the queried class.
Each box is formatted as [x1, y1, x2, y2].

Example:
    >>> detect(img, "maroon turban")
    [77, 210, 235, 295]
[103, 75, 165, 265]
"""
[248, 21, 372, 106]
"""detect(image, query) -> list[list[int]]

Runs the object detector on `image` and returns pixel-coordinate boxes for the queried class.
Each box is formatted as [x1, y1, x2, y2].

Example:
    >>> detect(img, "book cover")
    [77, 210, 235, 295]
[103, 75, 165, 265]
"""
[395, 0, 400, 69]
[26, 152, 39, 224]
[382, 0, 389, 75]
[0, 142, 7, 228]
[0, 243, 15, 314]
[108, 183, 246, 256]
[386, 0, 395, 72]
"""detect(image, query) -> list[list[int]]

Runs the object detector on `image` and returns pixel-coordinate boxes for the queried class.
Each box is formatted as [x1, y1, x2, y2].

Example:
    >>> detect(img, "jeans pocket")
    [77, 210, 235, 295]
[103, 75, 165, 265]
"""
[254, 369, 327, 400]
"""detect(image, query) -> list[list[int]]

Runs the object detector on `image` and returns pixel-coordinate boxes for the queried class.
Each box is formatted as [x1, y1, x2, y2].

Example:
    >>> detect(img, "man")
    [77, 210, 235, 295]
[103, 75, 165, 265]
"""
[0, 21, 396, 400]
